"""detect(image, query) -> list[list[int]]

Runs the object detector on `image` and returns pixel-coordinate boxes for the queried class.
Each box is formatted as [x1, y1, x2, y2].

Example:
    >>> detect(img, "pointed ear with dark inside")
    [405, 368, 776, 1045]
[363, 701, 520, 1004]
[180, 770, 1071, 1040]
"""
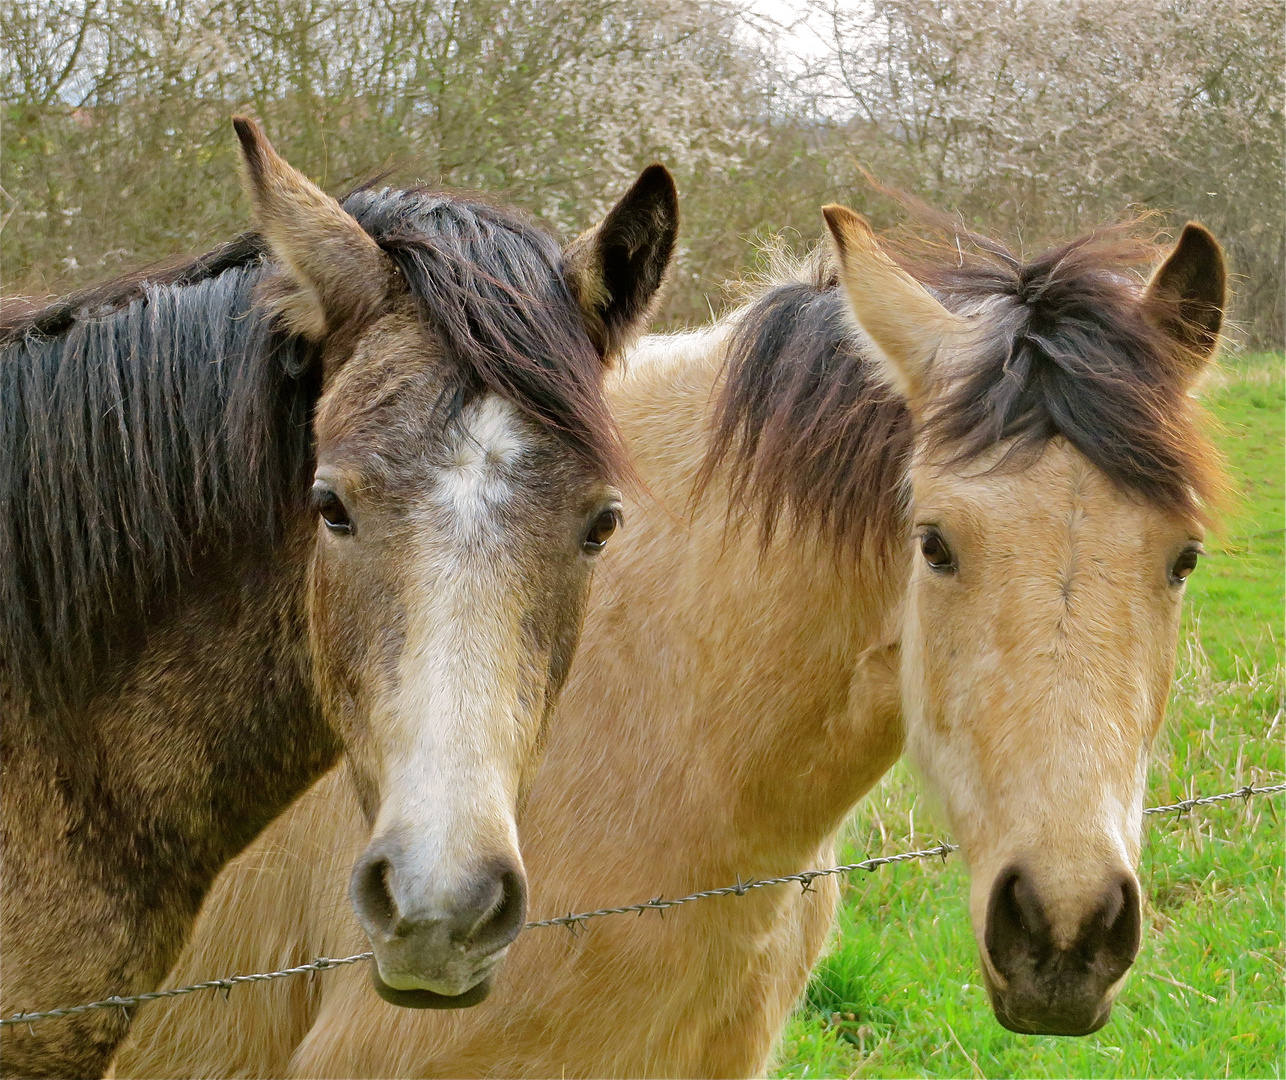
[563, 164, 679, 362]
[233, 116, 392, 342]
[1144, 222, 1226, 377]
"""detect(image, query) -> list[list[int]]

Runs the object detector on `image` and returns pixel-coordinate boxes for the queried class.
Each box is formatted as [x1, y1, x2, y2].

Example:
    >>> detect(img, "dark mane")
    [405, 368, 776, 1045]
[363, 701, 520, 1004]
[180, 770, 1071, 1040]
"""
[1, 188, 620, 710]
[702, 225, 1221, 558]
[698, 250, 912, 560]
[0, 234, 270, 345]
[2, 252, 315, 711]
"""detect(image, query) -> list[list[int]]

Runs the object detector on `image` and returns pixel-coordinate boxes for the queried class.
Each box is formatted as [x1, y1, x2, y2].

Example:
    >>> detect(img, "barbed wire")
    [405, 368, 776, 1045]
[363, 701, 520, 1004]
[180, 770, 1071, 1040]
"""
[0, 955, 377, 1029]
[5, 779, 1282, 1029]
[1141, 781, 1284, 815]
[523, 840, 958, 931]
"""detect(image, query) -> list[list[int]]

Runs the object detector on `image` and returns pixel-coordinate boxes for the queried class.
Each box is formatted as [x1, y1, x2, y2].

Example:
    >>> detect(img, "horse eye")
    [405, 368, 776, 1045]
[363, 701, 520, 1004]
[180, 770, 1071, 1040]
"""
[919, 528, 956, 573]
[1170, 546, 1201, 585]
[581, 507, 621, 554]
[311, 484, 353, 535]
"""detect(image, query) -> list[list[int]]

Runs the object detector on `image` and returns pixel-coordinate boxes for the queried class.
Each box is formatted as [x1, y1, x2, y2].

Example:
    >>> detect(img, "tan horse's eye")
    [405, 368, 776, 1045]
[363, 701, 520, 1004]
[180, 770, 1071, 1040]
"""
[311, 483, 354, 536]
[581, 507, 621, 555]
[919, 528, 956, 573]
[1170, 545, 1201, 585]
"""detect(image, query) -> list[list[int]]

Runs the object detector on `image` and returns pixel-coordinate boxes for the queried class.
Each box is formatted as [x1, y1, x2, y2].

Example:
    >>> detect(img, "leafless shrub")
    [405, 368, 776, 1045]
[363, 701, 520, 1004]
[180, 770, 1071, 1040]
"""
[2, 0, 1281, 342]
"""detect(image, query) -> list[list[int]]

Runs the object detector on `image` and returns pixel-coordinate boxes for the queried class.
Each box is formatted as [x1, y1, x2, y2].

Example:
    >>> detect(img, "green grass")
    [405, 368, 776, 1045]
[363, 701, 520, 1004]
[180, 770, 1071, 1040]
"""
[772, 353, 1285, 1080]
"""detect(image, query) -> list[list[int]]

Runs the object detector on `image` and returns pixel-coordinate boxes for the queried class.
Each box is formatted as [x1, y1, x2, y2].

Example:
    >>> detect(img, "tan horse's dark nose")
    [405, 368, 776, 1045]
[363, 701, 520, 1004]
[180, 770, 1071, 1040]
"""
[983, 865, 1141, 1036]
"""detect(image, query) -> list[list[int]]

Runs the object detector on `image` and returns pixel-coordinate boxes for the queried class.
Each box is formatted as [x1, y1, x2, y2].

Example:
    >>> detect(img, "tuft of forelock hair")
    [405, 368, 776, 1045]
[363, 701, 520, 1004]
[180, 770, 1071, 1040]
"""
[895, 220, 1225, 522]
[698, 246, 914, 561]
[701, 220, 1224, 560]
[0, 187, 624, 715]
[342, 187, 627, 484]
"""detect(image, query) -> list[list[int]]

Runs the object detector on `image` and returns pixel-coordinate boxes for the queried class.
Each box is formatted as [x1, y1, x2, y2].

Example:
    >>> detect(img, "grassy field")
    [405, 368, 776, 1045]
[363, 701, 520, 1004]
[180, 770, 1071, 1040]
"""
[772, 353, 1285, 1080]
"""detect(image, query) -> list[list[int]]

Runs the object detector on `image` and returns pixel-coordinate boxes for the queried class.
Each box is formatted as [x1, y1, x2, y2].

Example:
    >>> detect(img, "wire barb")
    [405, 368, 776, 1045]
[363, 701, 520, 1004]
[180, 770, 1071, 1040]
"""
[4, 780, 1282, 1028]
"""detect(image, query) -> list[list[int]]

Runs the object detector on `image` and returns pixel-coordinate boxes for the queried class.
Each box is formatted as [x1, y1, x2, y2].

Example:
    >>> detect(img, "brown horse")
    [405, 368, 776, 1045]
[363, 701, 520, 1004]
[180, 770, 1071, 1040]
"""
[0, 118, 677, 1078]
[118, 208, 1225, 1078]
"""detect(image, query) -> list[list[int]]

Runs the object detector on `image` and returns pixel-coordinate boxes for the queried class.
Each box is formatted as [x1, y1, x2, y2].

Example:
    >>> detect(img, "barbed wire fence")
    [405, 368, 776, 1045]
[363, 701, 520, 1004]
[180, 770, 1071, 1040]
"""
[4, 780, 1283, 1029]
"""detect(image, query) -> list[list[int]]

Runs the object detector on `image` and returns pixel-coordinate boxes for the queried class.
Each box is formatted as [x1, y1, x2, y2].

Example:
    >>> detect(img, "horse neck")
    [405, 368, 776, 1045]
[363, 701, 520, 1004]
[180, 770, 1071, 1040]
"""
[532, 326, 906, 894]
[3, 261, 335, 877]
[32, 517, 329, 854]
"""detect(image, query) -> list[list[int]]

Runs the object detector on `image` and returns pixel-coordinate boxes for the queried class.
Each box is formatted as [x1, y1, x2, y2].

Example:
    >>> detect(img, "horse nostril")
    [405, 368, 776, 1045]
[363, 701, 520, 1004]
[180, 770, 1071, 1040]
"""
[461, 867, 527, 953]
[352, 855, 399, 937]
[351, 850, 527, 965]
[985, 865, 1052, 983]
[1097, 874, 1141, 981]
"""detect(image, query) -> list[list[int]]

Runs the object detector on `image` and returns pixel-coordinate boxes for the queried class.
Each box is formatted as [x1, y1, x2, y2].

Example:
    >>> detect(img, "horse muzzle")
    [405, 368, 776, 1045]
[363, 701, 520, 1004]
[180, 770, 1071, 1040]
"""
[350, 844, 527, 1009]
[980, 863, 1140, 1036]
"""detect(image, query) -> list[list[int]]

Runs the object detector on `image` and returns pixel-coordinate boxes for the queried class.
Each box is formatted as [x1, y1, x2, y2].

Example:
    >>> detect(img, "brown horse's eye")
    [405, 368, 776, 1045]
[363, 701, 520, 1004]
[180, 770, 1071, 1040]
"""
[581, 507, 621, 554]
[311, 483, 353, 535]
[919, 528, 956, 573]
[1170, 545, 1201, 585]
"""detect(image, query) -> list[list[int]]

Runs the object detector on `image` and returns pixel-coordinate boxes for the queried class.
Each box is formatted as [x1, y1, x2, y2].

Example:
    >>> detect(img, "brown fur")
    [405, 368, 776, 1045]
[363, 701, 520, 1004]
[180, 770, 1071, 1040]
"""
[118, 215, 1225, 1076]
[1, 119, 676, 1078]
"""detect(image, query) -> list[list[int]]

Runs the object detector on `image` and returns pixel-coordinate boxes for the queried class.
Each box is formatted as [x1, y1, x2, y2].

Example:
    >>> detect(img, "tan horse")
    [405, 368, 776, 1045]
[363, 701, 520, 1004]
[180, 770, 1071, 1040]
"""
[119, 208, 1226, 1078]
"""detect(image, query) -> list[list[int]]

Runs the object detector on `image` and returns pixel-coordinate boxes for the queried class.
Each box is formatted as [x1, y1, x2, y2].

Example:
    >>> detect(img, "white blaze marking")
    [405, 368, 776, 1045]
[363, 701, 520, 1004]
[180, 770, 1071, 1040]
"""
[433, 396, 524, 535]
[372, 394, 531, 917]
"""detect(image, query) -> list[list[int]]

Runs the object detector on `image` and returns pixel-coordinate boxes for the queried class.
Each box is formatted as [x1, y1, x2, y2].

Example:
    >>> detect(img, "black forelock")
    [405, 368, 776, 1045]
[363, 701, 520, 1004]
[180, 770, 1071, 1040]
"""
[918, 234, 1222, 520]
[341, 187, 624, 482]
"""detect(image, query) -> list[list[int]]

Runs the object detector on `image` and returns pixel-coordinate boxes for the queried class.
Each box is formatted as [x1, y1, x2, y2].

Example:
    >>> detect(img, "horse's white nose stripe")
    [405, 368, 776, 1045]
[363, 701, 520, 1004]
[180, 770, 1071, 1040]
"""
[368, 393, 530, 914]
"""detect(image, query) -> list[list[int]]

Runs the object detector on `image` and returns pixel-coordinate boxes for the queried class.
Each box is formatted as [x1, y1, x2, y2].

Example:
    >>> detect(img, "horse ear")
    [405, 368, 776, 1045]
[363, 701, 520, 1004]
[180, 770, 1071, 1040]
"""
[233, 116, 391, 342]
[822, 204, 963, 405]
[563, 164, 679, 362]
[1144, 222, 1226, 377]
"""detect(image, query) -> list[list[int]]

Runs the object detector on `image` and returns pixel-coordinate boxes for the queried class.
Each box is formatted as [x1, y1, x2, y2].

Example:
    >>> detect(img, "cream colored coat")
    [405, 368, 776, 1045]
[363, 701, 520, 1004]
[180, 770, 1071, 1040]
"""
[117, 214, 1222, 1077]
